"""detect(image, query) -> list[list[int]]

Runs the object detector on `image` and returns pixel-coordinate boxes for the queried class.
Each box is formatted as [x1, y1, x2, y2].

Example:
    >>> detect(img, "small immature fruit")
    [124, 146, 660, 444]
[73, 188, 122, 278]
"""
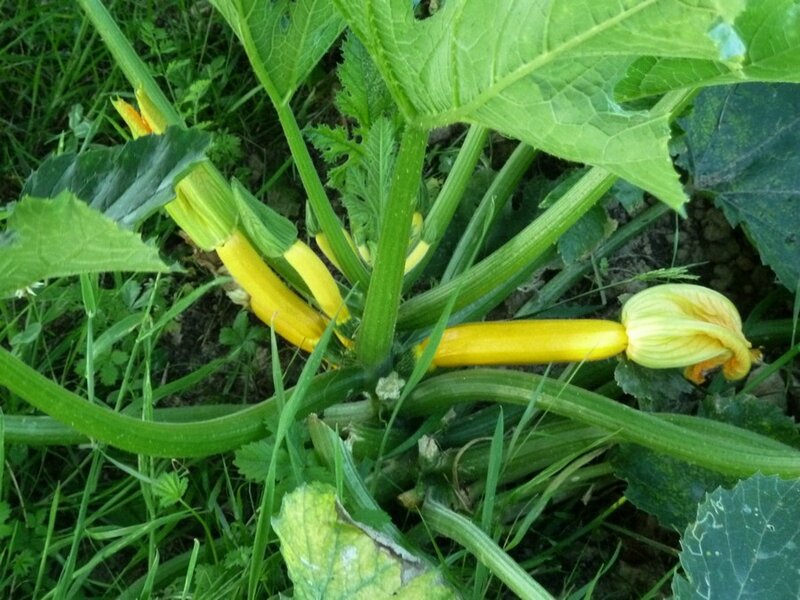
[283, 241, 351, 324]
[216, 231, 327, 352]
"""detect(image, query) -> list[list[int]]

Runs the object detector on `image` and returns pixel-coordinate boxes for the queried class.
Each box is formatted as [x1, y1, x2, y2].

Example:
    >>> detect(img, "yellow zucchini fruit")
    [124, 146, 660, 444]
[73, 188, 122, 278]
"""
[417, 320, 628, 368]
[283, 241, 351, 324]
[216, 231, 328, 352]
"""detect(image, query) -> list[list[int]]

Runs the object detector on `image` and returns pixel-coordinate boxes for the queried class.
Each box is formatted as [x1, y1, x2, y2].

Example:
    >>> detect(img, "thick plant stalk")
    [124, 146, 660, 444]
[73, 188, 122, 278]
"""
[0, 346, 365, 457]
[397, 90, 695, 330]
[398, 168, 615, 330]
[357, 125, 429, 368]
[407, 369, 800, 478]
[403, 125, 489, 285]
[442, 142, 538, 283]
[421, 498, 555, 600]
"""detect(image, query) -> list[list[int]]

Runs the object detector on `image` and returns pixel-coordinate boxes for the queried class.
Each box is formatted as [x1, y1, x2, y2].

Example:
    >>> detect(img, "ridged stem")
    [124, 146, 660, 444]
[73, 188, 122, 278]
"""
[443, 142, 538, 283]
[398, 168, 616, 330]
[403, 125, 489, 286]
[421, 497, 555, 600]
[78, 0, 182, 127]
[272, 101, 370, 287]
[0, 346, 364, 457]
[357, 125, 429, 368]
[407, 369, 800, 478]
[398, 89, 694, 330]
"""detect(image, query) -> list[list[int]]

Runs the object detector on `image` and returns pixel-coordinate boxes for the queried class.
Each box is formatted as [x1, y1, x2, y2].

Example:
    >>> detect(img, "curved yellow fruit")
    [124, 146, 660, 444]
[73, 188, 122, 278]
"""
[417, 320, 628, 368]
[216, 231, 327, 352]
[284, 241, 351, 324]
[403, 240, 430, 274]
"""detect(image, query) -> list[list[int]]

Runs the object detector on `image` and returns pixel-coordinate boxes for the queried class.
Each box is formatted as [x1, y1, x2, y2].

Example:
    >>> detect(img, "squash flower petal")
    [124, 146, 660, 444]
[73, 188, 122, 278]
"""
[111, 88, 167, 139]
[621, 284, 761, 383]
[111, 98, 153, 138]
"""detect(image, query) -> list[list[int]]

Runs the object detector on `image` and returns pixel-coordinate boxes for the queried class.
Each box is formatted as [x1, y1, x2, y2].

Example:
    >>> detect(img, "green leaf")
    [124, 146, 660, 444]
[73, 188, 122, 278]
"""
[614, 359, 695, 413]
[333, 0, 751, 210]
[336, 34, 395, 132]
[0, 192, 170, 298]
[0, 501, 12, 539]
[700, 392, 799, 449]
[343, 117, 399, 247]
[234, 439, 289, 482]
[151, 471, 188, 509]
[612, 445, 737, 531]
[307, 124, 362, 191]
[232, 179, 297, 258]
[211, 0, 345, 103]
[672, 474, 800, 599]
[22, 127, 211, 229]
[681, 83, 800, 291]
[273, 482, 456, 599]
[557, 205, 613, 265]
[617, 2, 800, 101]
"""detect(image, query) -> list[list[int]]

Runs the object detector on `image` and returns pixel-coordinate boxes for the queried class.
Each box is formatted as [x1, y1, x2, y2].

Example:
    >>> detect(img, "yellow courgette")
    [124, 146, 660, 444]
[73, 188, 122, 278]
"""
[417, 320, 627, 368]
[216, 231, 328, 352]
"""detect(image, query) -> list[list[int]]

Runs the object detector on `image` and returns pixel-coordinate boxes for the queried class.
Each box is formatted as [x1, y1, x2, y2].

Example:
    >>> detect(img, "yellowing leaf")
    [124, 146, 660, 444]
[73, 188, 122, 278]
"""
[273, 483, 456, 600]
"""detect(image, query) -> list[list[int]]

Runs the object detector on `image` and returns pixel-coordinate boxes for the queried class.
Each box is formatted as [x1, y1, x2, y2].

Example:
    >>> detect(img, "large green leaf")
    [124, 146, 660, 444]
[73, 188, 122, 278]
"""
[211, 0, 345, 103]
[613, 445, 737, 531]
[22, 127, 211, 229]
[617, 1, 800, 101]
[681, 83, 800, 291]
[672, 474, 800, 599]
[333, 0, 751, 210]
[273, 482, 455, 599]
[0, 192, 170, 298]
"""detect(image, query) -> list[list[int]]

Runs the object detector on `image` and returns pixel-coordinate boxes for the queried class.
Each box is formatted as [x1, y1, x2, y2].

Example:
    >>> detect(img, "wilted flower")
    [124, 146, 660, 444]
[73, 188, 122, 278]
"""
[111, 88, 167, 139]
[621, 284, 761, 383]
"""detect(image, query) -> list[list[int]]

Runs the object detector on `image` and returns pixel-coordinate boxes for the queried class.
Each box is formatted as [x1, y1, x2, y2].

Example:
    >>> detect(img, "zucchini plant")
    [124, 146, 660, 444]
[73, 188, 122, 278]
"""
[2, 1, 799, 597]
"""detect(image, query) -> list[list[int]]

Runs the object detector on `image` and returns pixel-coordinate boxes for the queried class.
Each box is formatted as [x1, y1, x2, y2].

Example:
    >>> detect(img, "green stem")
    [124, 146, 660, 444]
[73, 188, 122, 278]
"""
[443, 142, 538, 283]
[746, 319, 799, 347]
[398, 167, 616, 330]
[272, 101, 370, 288]
[404, 125, 489, 286]
[515, 202, 671, 317]
[421, 497, 555, 600]
[78, 0, 182, 127]
[357, 125, 429, 368]
[449, 419, 609, 488]
[0, 347, 365, 457]
[446, 249, 555, 327]
[398, 88, 694, 330]
[407, 369, 800, 478]
[2, 405, 256, 447]
[228, 9, 368, 289]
